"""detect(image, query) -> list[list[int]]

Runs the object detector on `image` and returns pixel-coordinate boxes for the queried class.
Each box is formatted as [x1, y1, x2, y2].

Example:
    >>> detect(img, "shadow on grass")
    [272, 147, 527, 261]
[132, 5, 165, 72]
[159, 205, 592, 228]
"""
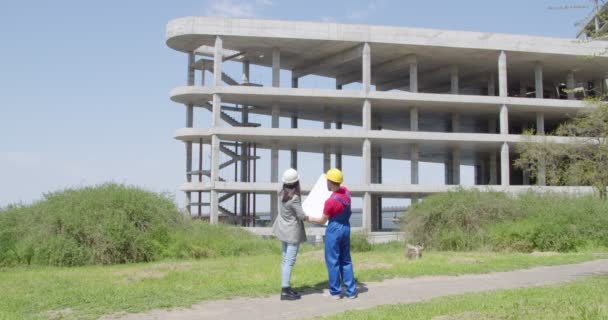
[296, 279, 369, 297]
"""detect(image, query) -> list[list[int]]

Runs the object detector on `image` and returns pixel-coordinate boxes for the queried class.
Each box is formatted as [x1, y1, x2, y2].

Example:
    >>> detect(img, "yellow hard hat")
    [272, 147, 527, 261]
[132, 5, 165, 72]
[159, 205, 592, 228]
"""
[326, 168, 343, 184]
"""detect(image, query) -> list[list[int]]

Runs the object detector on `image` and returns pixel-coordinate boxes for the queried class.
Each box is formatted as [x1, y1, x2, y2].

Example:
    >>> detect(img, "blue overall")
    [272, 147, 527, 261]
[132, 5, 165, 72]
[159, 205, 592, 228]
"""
[324, 192, 357, 297]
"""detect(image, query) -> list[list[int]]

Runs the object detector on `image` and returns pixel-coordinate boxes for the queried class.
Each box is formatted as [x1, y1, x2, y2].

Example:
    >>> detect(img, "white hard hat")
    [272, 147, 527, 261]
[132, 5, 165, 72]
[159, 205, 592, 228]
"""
[282, 168, 300, 184]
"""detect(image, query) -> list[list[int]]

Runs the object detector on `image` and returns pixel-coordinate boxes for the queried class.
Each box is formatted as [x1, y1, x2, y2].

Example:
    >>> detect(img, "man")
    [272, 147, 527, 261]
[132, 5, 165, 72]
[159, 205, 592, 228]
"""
[306, 168, 357, 299]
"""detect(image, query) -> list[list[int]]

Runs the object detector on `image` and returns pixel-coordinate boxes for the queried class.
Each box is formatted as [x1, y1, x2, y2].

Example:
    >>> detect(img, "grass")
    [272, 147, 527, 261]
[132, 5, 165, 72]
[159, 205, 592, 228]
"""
[320, 275, 608, 320]
[0, 244, 604, 320]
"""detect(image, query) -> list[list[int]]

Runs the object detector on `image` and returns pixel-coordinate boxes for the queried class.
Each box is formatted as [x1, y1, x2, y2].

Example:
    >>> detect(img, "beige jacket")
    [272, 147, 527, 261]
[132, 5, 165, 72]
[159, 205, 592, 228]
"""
[272, 195, 307, 244]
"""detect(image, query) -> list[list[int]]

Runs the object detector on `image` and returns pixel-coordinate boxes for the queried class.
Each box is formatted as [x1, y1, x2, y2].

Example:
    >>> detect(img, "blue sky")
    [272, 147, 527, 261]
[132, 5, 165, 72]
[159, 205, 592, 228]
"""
[0, 0, 593, 207]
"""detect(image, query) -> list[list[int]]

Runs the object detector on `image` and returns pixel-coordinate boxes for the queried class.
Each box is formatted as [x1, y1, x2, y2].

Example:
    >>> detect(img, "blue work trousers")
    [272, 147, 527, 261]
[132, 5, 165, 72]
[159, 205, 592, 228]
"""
[324, 222, 356, 297]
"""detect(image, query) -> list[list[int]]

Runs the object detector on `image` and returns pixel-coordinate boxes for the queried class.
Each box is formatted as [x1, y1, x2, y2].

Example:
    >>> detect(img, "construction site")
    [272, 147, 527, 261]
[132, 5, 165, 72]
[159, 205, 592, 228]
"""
[165, 15, 608, 235]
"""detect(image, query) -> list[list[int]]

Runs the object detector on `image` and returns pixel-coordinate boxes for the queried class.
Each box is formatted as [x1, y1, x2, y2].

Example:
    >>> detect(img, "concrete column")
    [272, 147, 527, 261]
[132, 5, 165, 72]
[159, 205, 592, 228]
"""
[240, 61, 250, 221]
[536, 112, 545, 135]
[535, 62, 543, 99]
[410, 144, 419, 184]
[188, 52, 195, 86]
[523, 170, 530, 185]
[500, 142, 510, 186]
[445, 152, 453, 185]
[410, 107, 418, 131]
[272, 48, 280, 87]
[362, 99, 371, 130]
[186, 49, 196, 212]
[519, 80, 527, 98]
[500, 105, 509, 135]
[213, 36, 223, 86]
[185, 105, 194, 214]
[452, 147, 461, 185]
[488, 117, 497, 134]
[536, 111, 546, 186]
[210, 134, 220, 223]
[451, 113, 460, 132]
[490, 152, 498, 185]
[567, 72, 575, 100]
[242, 60, 250, 84]
[410, 106, 419, 185]
[290, 115, 298, 169]
[451, 112, 460, 184]
[363, 139, 372, 184]
[408, 54, 418, 93]
[498, 51, 508, 97]
[291, 77, 298, 169]
[270, 48, 280, 221]
[323, 108, 331, 172]
[212, 94, 221, 128]
[538, 157, 546, 186]
[362, 192, 372, 232]
[362, 42, 371, 93]
[336, 121, 343, 169]
[488, 72, 496, 96]
[362, 139, 372, 232]
[451, 65, 459, 94]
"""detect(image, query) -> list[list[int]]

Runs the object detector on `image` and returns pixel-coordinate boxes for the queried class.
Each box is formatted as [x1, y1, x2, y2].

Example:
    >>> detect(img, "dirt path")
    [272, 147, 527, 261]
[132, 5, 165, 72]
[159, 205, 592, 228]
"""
[100, 259, 608, 320]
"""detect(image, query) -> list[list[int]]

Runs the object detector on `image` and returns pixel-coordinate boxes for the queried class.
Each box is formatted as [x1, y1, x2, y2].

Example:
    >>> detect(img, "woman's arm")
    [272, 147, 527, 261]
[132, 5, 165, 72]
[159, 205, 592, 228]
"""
[291, 196, 307, 221]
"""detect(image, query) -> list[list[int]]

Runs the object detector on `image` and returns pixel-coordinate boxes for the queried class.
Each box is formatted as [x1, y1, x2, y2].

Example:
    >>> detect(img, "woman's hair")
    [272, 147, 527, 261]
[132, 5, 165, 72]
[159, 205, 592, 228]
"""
[280, 181, 301, 203]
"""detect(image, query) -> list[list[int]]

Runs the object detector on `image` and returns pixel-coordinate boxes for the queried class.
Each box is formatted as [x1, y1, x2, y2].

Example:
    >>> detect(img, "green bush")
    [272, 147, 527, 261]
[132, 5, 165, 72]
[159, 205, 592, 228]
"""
[350, 232, 372, 252]
[403, 189, 608, 252]
[0, 183, 279, 267]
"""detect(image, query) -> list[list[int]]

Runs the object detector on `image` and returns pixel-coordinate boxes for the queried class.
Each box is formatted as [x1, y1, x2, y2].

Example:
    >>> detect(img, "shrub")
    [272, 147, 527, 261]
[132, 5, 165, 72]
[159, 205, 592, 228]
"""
[403, 189, 608, 252]
[0, 183, 279, 267]
[350, 232, 372, 252]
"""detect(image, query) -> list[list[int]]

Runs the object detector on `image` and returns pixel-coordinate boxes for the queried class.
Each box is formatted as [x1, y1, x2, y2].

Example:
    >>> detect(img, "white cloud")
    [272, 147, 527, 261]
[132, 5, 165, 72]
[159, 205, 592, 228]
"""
[205, 0, 273, 18]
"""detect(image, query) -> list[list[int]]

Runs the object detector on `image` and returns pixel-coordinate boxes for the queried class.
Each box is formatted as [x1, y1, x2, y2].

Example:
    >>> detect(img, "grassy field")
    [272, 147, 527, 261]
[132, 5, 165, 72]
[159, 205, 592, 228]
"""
[320, 275, 608, 320]
[0, 244, 604, 320]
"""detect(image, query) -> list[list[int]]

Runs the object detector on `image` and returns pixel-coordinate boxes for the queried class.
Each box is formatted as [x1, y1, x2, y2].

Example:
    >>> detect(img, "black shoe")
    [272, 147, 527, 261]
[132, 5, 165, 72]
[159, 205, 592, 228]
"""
[287, 287, 301, 298]
[280, 287, 301, 301]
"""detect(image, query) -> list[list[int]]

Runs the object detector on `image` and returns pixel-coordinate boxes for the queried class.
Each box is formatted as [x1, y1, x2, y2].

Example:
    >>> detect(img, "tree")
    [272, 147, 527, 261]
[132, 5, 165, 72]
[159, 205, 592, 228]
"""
[514, 99, 608, 198]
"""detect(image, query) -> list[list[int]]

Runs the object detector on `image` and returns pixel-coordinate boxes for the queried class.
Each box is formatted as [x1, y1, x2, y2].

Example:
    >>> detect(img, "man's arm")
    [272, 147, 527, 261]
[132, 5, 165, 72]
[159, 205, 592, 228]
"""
[306, 213, 329, 225]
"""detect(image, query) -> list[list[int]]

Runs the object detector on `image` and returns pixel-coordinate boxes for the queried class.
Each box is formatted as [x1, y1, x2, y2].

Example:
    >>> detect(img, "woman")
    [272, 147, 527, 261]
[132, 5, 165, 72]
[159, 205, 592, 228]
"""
[272, 168, 307, 301]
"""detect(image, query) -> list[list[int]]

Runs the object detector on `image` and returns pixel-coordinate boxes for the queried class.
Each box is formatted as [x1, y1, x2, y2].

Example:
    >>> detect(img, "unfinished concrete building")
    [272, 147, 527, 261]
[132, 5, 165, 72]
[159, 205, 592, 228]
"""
[166, 17, 608, 233]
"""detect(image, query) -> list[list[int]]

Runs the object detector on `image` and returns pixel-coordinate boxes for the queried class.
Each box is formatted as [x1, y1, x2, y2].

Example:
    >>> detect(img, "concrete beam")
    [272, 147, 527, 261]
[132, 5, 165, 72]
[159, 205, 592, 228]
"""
[336, 54, 414, 86]
[292, 44, 363, 79]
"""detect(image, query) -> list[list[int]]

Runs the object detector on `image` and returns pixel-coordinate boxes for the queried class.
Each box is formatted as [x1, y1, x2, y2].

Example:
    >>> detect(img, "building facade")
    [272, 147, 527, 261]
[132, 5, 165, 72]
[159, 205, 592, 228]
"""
[166, 17, 608, 232]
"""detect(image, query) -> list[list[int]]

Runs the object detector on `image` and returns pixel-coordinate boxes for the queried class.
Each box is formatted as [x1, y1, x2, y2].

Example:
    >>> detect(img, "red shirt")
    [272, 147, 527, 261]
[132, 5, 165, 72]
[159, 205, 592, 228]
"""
[323, 186, 351, 218]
